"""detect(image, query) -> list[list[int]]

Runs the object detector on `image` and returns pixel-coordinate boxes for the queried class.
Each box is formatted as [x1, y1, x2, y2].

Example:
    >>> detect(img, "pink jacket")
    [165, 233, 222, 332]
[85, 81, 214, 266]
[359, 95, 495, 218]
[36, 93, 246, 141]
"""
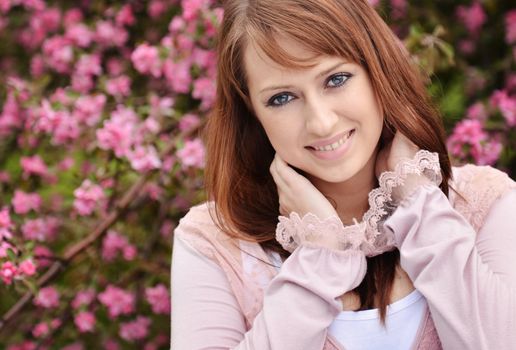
[172, 152, 516, 349]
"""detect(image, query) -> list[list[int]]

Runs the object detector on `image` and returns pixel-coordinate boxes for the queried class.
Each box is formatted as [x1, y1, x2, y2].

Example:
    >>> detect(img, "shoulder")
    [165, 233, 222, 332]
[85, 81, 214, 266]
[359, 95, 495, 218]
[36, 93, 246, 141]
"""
[174, 201, 238, 260]
[449, 164, 516, 231]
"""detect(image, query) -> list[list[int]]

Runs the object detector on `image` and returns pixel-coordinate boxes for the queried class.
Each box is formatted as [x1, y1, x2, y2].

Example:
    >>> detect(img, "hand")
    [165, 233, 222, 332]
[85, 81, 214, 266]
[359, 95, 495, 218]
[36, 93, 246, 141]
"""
[269, 154, 338, 220]
[375, 131, 419, 179]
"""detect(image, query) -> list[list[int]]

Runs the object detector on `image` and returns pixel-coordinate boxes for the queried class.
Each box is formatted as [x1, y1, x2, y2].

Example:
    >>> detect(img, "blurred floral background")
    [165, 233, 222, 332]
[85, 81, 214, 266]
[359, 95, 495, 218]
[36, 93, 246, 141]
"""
[0, 0, 514, 349]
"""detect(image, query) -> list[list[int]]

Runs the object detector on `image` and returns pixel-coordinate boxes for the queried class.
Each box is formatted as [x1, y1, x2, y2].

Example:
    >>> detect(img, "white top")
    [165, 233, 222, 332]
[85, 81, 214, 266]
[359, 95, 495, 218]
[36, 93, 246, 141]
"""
[267, 251, 427, 349]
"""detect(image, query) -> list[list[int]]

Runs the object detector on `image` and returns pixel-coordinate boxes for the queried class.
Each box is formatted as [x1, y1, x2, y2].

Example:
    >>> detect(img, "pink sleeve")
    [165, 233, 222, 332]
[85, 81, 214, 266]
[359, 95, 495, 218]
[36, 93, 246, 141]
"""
[384, 186, 516, 349]
[171, 234, 366, 349]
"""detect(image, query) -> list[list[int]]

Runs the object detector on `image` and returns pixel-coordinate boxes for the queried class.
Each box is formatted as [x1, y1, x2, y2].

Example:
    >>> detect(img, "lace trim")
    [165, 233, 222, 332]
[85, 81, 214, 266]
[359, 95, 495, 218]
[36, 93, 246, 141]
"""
[276, 150, 442, 257]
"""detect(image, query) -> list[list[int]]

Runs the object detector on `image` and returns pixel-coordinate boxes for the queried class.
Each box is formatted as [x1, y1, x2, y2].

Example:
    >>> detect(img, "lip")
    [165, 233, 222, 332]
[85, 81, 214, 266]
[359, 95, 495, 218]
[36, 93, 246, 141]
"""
[306, 129, 355, 161]
[307, 130, 353, 149]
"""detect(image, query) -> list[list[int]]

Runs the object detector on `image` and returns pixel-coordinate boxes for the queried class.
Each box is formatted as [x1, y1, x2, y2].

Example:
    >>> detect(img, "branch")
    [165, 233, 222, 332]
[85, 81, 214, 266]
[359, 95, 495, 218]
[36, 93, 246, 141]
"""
[0, 127, 198, 332]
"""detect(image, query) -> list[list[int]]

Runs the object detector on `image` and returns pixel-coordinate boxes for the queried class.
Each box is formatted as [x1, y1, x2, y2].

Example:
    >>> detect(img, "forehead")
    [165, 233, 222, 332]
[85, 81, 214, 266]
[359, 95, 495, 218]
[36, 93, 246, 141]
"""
[243, 37, 320, 88]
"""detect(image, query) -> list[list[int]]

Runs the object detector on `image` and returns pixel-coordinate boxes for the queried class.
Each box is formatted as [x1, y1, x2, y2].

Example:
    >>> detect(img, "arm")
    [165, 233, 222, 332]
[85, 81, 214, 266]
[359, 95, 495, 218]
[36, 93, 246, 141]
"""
[171, 231, 366, 350]
[384, 185, 516, 349]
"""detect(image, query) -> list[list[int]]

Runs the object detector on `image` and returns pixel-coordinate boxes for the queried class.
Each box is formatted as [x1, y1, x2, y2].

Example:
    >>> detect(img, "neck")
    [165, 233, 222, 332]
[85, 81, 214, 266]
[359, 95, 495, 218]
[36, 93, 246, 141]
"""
[309, 152, 378, 225]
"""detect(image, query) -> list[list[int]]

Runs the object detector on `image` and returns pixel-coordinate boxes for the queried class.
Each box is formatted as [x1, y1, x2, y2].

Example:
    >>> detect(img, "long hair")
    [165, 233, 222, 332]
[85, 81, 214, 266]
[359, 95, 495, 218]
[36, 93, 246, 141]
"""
[204, 0, 452, 322]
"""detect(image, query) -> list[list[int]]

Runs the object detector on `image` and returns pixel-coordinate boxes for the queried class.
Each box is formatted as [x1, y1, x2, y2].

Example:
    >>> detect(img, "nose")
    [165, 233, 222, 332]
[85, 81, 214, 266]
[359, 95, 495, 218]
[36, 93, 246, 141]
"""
[304, 95, 339, 136]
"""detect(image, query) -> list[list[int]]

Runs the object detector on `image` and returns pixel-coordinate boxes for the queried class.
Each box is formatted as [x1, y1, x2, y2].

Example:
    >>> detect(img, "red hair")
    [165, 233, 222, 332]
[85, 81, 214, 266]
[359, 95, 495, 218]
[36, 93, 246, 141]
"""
[204, 0, 451, 322]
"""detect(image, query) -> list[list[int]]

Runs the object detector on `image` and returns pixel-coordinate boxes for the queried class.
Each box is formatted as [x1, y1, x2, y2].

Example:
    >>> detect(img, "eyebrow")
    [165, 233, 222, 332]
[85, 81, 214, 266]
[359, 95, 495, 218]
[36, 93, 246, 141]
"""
[258, 62, 347, 94]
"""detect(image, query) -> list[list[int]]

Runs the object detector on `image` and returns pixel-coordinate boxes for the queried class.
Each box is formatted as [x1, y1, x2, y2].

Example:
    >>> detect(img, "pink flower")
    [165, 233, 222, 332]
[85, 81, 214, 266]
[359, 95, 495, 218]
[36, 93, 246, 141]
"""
[73, 94, 107, 127]
[65, 23, 94, 48]
[95, 20, 128, 47]
[178, 113, 201, 132]
[73, 180, 106, 216]
[72, 288, 96, 309]
[116, 4, 135, 26]
[32, 322, 49, 338]
[102, 230, 137, 261]
[34, 286, 60, 308]
[119, 316, 151, 341]
[42, 36, 74, 73]
[465, 102, 487, 121]
[145, 284, 170, 314]
[96, 116, 136, 157]
[472, 138, 502, 166]
[148, 0, 166, 19]
[390, 0, 407, 20]
[12, 190, 42, 214]
[177, 138, 205, 169]
[22, 217, 60, 242]
[192, 77, 216, 110]
[163, 60, 192, 93]
[127, 145, 162, 173]
[34, 245, 54, 268]
[168, 16, 185, 32]
[368, 0, 380, 7]
[0, 92, 24, 135]
[456, 2, 486, 36]
[106, 58, 125, 76]
[1, 261, 18, 285]
[30, 55, 45, 77]
[0, 0, 12, 13]
[20, 155, 48, 178]
[19, 259, 37, 276]
[0, 206, 13, 229]
[75, 54, 102, 76]
[505, 10, 516, 45]
[74, 311, 95, 333]
[0, 242, 16, 258]
[181, 0, 209, 21]
[131, 43, 162, 78]
[63, 8, 83, 27]
[98, 285, 135, 318]
[6, 341, 36, 350]
[490, 90, 516, 126]
[105, 75, 131, 98]
[71, 73, 94, 93]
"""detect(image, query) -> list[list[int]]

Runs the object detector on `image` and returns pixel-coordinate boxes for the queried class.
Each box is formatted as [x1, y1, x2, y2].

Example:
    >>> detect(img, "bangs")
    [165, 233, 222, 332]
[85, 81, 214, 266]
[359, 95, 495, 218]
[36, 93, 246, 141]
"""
[243, 0, 362, 69]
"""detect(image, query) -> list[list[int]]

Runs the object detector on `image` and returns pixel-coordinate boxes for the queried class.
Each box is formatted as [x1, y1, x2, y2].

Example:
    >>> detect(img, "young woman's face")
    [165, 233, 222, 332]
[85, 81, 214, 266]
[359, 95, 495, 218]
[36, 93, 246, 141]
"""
[244, 37, 384, 184]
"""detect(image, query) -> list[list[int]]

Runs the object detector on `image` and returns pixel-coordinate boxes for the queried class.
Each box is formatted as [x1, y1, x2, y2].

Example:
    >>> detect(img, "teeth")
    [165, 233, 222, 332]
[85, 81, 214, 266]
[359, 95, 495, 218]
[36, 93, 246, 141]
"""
[313, 130, 353, 152]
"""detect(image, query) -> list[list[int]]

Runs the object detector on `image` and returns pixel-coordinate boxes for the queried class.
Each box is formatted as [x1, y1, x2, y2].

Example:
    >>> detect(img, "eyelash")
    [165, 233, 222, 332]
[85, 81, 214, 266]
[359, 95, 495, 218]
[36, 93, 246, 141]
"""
[266, 72, 352, 108]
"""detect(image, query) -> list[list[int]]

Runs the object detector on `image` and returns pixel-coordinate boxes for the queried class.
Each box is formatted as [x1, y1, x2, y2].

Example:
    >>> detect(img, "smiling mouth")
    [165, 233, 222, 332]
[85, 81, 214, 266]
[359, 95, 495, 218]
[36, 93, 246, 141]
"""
[307, 129, 355, 152]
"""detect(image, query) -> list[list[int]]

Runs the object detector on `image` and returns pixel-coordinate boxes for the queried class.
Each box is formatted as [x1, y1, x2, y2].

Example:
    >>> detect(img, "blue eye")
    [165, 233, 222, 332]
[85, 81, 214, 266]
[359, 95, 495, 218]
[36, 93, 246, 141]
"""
[327, 73, 351, 88]
[267, 93, 294, 107]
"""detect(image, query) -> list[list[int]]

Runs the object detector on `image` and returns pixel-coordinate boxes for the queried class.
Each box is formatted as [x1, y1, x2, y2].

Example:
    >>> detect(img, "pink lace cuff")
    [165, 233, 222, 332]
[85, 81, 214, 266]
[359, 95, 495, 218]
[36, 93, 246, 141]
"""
[275, 150, 442, 257]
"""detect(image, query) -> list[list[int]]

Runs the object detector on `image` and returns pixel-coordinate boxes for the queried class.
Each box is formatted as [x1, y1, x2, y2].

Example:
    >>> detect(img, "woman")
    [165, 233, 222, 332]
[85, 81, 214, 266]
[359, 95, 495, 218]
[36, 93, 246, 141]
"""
[171, 0, 516, 349]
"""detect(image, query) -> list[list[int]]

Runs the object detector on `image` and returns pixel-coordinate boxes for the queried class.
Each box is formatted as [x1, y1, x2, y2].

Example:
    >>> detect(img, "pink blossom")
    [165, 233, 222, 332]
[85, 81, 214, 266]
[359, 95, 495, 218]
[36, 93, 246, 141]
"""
[145, 284, 170, 314]
[193, 77, 216, 110]
[0, 242, 16, 259]
[505, 10, 516, 45]
[176, 138, 205, 169]
[22, 217, 60, 242]
[34, 286, 60, 308]
[37, 7, 61, 32]
[178, 113, 201, 132]
[34, 245, 54, 268]
[176, 34, 195, 52]
[12, 190, 42, 214]
[0, 171, 10, 183]
[0, 92, 23, 135]
[149, 95, 174, 118]
[74, 311, 95, 333]
[60, 343, 83, 350]
[19, 259, 37, 276]
[98, 285, 135, 318]
[103, 339, 120, 350]
[131, 43, 162, 78]
[73, 180, 106, 216]
[465, 102, 487, 121]
[102, 230, 136, 261]
[65, 23, 94, 48]
[451, 118, 487, 144]
[106, 57, 125, 76]
[1, 261, 18, 284]
[71, 288, 96, 309]
[96, 106, 138, 157]
[473, 138, 502, 166]
[119, 316, 151, 341]
[168, 16, 185, 33]
[63, 8, 83, 27]
[192, 48, 215, 70]
[368, 0, 380, 7]
[51, 112, 81, 145]
[458, 39, 475, 55]
[456, 2, 486, 36]
[21, 0, 45, 11]
[75, 54, 102, 76]
[95, 20, 128, 47]
[181, 0, 209, 21]
[0, 206, 13, 229]
[30, 55, 45, 77]
[116, 4, 135, 26]
[73, 94, 107, 127]
[390, 0, 407, 20]
[164, 60, 192, 93]
[127, 145, 162, 172]
[71, 73, 94, 93]
[123, 245, 137, 260]
[0, 0, 12, 13]
[490, 90, 516, 126]
[20, 155, 49, 178]
[148, 0, 166, 19]
[160, 219, 174, 238]
[6, 341, 36, 350]
[106, 75, 131, 98]
[32, 322, 49, 338]
[144, 183, 163, 201]
[42, 36, 74, 73]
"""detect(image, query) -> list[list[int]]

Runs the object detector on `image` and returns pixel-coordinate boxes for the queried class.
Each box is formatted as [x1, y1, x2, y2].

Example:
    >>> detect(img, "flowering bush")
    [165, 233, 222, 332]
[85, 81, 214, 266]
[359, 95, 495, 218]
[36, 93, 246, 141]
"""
[0, 0, 514, 348]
